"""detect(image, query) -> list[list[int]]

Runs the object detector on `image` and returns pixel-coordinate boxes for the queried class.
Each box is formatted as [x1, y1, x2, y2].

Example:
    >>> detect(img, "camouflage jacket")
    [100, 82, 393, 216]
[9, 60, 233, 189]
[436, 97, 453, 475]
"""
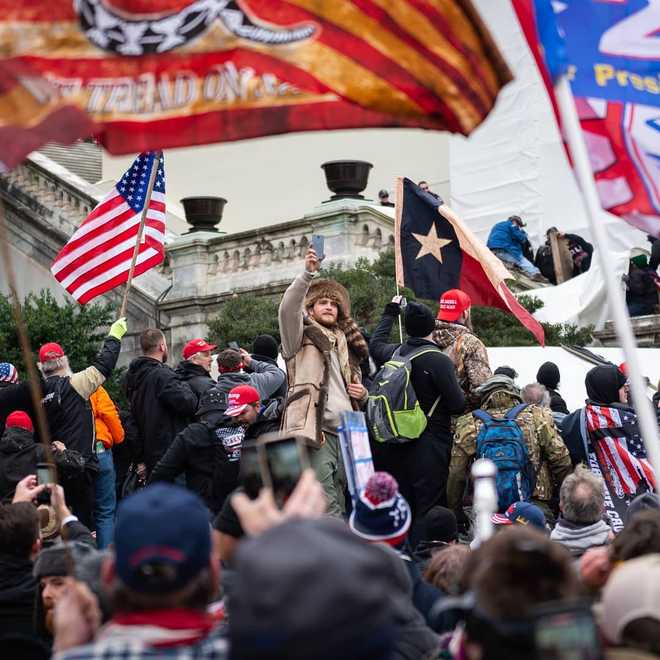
[433, 322, 491, 410]
[446, 391, 572, 511]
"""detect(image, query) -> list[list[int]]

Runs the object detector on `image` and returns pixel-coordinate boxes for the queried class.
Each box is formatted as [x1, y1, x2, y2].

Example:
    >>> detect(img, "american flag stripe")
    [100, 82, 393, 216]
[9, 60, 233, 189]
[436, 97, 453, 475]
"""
[640, 459, 657, 490]
[56, 225, 165, 291]
[601, 438, 637, 495]
[51, 210, 166, 281]
[75, 250, 164, 305]
[51, 152, 165, 305]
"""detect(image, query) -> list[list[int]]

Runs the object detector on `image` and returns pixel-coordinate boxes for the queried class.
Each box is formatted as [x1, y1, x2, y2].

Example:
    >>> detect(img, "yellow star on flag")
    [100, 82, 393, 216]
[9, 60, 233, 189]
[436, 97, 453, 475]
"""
[412, 223, 452, 263]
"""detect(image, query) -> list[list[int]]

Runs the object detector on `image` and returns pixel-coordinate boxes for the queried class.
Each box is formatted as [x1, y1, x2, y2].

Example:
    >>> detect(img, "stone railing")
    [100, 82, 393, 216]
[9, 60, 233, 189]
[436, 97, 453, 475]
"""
[166, 200, 396, 300]
[0, 156, 98, 238]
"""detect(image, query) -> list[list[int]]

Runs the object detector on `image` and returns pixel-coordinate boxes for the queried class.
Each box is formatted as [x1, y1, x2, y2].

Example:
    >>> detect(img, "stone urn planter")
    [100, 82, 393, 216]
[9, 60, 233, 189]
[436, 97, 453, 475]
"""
[180, 196, 227, 233]
[321, 160, 373, 200]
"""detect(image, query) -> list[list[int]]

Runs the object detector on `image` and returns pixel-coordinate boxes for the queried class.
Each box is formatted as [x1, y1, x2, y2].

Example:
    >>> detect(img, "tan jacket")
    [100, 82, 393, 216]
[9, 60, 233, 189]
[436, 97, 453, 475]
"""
[279, 271, 358, 446]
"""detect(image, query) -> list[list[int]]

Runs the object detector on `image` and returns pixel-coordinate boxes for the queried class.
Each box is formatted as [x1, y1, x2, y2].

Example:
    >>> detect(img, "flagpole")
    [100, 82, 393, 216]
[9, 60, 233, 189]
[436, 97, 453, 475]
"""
[119, 151, 161, 319]
[0, 198, 54, 456]
[555, 76, 660, 482]
[394, 177, 404, 343]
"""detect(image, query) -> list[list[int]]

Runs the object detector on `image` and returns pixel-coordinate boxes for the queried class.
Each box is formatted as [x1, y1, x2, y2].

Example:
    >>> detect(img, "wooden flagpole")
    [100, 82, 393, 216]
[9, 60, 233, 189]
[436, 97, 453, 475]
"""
[0, 197, 54, 457]
[119, 151, 162, 319]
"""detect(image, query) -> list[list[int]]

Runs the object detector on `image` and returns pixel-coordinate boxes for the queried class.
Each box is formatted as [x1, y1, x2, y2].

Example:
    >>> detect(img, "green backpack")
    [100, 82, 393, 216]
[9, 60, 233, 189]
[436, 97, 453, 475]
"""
[366, 346, 442, 444]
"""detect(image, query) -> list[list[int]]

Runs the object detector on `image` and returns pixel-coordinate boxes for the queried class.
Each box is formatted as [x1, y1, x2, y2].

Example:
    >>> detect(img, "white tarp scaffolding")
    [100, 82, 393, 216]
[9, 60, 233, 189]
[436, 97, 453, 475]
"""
[487, 346, 659, 412]
[449, 0, 650, 329]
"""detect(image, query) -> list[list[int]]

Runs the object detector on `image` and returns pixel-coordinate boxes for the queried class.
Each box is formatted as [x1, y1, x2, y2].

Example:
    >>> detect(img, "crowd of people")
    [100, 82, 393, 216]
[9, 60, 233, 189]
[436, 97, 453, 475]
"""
[0, 245, 659, 659]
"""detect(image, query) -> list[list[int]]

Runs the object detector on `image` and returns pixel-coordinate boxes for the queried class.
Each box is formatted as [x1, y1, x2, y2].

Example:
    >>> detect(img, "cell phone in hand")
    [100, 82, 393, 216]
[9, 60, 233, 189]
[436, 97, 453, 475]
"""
[36, 462, 55, 505]
[228, 341, 240, 351]
[239, 441, 263, 500]
[257, 433, 310, 508]
[534, 602, 603, 660]
[311, 234, 326, 262]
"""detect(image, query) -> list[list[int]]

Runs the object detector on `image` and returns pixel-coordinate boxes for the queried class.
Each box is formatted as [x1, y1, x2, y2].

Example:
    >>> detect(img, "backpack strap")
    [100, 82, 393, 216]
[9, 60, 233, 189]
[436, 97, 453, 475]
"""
[505, 403, 529, 421]
[472, 409, 494, 424]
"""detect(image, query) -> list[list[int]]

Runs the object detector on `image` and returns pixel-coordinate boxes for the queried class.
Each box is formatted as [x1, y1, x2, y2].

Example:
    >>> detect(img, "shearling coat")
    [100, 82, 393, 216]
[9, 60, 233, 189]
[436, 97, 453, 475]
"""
[279, 271, 363, 447]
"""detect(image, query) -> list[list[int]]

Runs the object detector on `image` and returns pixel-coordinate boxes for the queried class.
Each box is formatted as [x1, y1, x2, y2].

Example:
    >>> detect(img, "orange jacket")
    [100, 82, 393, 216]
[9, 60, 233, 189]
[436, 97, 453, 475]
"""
[90, 385, 124, 449]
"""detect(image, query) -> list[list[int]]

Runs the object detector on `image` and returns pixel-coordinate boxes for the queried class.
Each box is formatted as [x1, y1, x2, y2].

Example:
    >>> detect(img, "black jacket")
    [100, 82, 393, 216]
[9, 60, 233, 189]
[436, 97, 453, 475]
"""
[0, 427, 85, 502]
[0, 554, 37, 639]
[0, 337, 120, 465]
[124, 357, 198, 472]
[548, 388, 570, 415]
[149, 411, 279, 513]
[370, 306, 465, 438]
[175, 361, 216, 403]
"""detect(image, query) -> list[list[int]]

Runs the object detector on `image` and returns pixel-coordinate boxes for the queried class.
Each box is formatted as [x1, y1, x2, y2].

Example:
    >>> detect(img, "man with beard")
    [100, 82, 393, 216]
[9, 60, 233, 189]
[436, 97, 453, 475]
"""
[432, 289, 492, 411]
[124, 329, 198, 477]
[149, 385, 279, 513]
[278, 247, 369, 516]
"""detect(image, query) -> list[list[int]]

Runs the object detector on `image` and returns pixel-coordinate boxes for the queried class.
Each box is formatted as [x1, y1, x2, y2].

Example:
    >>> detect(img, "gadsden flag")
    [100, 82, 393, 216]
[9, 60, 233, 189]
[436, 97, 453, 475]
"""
[0, 0, 512, 164]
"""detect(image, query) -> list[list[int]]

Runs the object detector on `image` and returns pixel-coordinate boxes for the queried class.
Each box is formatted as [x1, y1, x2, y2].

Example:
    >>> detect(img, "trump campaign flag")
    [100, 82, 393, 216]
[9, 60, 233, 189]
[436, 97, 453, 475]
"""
[395, 177, 545, 345]
[0, 0, 512, 163]
[513, 0, 660, 237]
[51, 152, 165, 304]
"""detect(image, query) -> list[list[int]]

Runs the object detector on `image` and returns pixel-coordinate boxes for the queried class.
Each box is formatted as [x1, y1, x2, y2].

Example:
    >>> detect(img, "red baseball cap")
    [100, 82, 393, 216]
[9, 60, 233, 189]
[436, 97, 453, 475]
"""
[38, 342, 65, 363]
[225, 385, 260, 417]
[6, 411, 33, 433]
[183, 338, 217, 360]
[437, 289, 472, 322]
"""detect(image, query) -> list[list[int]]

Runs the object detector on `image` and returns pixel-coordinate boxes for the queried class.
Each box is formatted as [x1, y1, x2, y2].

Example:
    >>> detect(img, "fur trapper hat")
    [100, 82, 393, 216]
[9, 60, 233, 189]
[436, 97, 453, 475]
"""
[305, 279, 350, 320]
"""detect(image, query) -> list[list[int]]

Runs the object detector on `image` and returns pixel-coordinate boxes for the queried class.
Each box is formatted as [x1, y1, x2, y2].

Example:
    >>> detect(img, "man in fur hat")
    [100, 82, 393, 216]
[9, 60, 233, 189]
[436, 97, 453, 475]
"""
[279, 246, 369, 516]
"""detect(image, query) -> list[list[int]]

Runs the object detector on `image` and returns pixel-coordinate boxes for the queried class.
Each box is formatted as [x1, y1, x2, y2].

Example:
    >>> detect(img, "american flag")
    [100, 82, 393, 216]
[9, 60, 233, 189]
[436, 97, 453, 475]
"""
[586, 404, 656, 497]
[51, 152, 165, 304]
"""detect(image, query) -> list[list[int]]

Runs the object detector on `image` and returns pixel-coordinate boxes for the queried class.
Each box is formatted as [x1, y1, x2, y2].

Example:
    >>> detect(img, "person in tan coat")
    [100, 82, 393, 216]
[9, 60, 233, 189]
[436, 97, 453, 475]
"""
[279, 246, 369, 516]
[90, 384, 124, 549]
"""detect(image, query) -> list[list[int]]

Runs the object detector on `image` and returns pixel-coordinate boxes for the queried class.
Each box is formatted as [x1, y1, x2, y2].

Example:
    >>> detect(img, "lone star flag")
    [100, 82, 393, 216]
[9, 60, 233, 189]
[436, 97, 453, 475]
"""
[0, 0, 512, 159]
[395, 177, 545, 345]
[51, 152, 165, 304]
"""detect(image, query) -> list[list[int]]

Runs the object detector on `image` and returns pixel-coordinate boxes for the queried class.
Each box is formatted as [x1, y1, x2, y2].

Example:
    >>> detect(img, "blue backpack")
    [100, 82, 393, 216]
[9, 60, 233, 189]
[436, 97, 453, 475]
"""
[473, 403, 536, 512]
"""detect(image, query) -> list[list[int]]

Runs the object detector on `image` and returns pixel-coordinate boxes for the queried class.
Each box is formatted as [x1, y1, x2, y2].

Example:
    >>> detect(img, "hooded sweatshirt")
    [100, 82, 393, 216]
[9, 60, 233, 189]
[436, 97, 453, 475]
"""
[550, 516, 612, 557]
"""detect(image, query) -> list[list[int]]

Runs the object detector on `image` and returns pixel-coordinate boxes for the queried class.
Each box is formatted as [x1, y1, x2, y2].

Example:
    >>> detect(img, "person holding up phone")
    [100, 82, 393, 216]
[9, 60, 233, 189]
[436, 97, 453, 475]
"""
[278, 246, 370, 516]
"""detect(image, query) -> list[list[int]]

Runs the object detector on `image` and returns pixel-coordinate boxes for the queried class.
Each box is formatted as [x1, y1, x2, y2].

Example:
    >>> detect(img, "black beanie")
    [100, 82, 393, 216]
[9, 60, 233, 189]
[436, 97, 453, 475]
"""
[537, 361, 561, 390]
[404, 301, 435, 338]
[252, 335, 279, 361]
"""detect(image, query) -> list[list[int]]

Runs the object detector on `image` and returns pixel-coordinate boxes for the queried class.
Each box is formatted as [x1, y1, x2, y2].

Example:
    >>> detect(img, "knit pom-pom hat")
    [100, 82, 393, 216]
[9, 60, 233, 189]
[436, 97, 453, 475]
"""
[349, 472, 412, 545]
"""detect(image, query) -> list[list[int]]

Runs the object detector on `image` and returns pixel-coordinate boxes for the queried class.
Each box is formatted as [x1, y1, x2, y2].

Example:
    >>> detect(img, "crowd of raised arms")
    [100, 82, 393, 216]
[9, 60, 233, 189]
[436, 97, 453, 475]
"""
[0, 243, 659, 660]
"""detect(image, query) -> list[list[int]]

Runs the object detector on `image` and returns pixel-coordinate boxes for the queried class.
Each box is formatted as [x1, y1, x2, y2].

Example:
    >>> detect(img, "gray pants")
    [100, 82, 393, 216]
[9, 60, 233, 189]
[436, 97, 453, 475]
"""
[309, 431, 346, 517]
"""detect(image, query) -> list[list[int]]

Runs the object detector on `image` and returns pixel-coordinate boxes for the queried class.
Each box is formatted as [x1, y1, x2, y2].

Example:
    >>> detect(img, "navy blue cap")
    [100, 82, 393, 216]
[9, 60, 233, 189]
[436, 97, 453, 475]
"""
[114, 484, 211, 593]
[491, 501, 547, 531]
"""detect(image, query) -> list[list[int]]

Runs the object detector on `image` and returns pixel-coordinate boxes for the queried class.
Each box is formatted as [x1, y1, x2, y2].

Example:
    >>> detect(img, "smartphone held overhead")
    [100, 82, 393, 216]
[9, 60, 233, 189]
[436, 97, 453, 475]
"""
[311, 234, 326, 261]
[36, 462, 56, 505]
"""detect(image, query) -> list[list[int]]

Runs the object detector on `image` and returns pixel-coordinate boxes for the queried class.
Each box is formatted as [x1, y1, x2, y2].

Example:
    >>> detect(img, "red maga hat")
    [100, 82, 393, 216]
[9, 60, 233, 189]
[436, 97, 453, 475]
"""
[183, 338, 217, 360]
[38, 342, 65, 363]
[437, 289, 472, 322]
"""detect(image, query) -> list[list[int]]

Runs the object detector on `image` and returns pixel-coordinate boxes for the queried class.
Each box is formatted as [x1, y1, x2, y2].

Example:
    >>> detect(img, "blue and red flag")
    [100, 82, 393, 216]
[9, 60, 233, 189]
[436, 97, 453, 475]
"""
[512, 0, 660, 237]
[394, 177, 545, 345]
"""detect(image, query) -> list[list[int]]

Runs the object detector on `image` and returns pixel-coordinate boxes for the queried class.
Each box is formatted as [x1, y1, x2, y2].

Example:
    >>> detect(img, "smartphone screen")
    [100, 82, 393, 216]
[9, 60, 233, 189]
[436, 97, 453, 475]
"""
[239, 442, 263, 500]
[311, 234, 325, 261]
[535, 606, 603, 660]
[259, 436, 308, 506]
[36, 463, 55, 486]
